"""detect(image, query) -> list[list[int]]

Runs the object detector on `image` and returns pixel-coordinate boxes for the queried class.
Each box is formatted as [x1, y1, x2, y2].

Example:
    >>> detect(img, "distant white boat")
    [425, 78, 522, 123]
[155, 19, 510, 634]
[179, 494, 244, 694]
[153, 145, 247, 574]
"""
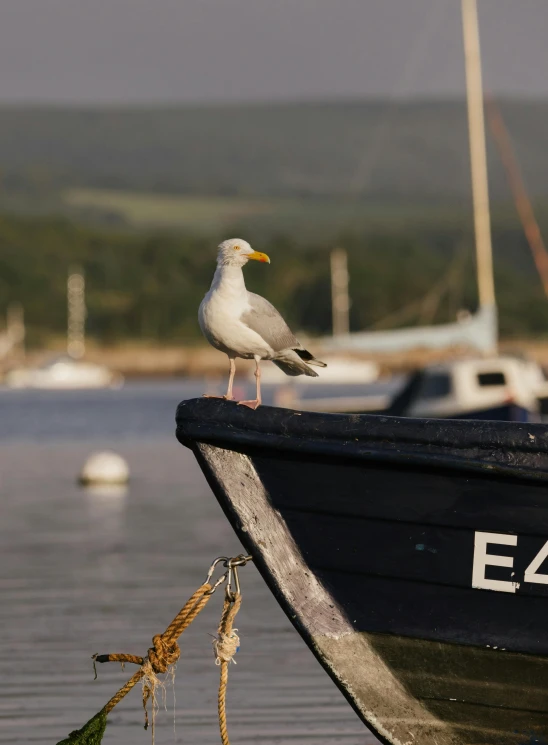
[5, 356, 123, 390]
[523, 359, 548, 414]
[4, 269, 123, 390]
[254, 356, 380, 385]
[295, 356, 545, 422]
[388, 356, 540, 422]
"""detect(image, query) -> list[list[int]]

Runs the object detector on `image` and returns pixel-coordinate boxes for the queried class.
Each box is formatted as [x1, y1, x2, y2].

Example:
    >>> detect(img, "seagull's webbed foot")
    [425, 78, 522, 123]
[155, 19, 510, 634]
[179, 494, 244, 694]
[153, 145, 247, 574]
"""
[202, 394, 235, 401]
[237, 399, 261, 410]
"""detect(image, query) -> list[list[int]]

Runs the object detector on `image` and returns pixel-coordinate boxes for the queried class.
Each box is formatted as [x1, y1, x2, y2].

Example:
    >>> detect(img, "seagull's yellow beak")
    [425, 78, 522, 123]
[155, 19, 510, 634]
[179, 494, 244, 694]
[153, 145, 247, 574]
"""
[247, 251, 270, 264]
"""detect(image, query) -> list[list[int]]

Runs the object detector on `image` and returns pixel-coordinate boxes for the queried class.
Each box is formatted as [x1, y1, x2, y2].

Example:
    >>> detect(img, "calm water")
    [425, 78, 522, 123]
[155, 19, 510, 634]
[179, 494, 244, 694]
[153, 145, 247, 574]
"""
[0, 381, 376, 744]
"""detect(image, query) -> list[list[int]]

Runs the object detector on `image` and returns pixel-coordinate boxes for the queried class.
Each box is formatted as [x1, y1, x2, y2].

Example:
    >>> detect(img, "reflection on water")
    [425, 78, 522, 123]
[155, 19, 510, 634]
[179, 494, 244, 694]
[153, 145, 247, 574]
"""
[0, 382, 374, 744]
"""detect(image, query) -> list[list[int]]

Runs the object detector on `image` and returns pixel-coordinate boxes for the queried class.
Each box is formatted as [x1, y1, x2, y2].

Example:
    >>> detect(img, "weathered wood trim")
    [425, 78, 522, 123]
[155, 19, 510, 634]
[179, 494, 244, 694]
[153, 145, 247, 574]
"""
[196, 443, 460, 745]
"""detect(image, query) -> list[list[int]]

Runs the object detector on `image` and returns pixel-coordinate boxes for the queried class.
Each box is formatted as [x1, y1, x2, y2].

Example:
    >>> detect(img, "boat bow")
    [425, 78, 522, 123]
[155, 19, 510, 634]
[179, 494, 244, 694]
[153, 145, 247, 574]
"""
[177, 399, 548, 745]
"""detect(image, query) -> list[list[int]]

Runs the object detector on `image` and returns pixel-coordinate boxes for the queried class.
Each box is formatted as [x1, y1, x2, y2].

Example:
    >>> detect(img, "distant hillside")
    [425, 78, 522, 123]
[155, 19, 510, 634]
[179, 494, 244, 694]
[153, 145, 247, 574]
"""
[1, 99, 548, 201]
[1, 213, 546, 347]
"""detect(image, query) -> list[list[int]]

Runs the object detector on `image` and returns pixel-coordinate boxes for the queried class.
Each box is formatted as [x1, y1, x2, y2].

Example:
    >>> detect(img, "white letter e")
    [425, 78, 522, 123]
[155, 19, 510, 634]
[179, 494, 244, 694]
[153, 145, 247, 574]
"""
[472, 531, 518, 594]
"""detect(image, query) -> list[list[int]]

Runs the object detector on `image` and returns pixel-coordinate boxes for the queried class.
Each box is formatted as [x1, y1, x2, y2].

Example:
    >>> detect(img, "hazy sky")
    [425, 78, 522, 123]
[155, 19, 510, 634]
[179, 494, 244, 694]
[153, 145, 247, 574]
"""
[1, 0, 547, 104]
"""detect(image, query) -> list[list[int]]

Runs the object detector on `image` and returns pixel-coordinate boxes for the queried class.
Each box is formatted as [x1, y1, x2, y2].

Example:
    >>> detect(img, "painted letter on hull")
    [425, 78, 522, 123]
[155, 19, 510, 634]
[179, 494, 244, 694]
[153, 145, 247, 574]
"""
[473, 531, 548, 592]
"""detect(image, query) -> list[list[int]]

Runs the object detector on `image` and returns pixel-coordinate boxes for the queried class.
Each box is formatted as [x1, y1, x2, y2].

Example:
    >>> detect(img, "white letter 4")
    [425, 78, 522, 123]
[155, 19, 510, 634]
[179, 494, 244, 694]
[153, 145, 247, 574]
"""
[525, 540, 548, 585]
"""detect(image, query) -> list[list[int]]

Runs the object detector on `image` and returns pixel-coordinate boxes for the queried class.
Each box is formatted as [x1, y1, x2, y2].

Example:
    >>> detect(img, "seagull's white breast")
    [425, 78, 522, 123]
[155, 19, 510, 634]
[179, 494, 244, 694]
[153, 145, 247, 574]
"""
[199, 267, 273, 359]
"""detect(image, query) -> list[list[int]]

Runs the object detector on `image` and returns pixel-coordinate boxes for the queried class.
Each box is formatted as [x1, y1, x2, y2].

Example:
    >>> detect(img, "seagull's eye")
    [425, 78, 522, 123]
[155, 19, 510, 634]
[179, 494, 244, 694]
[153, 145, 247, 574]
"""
[233, 245, 241, 251]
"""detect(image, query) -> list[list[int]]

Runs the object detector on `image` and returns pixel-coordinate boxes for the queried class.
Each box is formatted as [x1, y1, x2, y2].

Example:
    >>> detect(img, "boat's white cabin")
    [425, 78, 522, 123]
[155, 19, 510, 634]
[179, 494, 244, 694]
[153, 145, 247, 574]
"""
[407, 356, 540, 418]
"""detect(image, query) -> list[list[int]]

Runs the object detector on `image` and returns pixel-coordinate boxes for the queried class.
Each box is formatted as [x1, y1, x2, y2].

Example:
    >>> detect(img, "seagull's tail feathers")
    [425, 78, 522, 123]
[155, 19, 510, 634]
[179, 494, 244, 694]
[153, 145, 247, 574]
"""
[295, 348, 327, 368]
[272, 348, 326, 377]
[273, 358, 318, 377]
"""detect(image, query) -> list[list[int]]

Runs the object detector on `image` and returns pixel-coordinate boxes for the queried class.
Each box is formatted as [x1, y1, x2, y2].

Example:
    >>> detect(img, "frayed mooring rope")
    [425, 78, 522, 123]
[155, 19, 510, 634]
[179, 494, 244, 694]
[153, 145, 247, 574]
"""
[213, 629, 240, 665]
[55, 554, 252, 745]
[216, 592, 243, 745]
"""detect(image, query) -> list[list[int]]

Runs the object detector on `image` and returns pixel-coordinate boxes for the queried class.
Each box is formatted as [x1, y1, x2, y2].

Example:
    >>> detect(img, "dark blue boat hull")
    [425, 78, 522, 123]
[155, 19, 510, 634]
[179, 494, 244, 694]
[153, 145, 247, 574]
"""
[451, 402, 539, 422]
[177, 399, 548, 745]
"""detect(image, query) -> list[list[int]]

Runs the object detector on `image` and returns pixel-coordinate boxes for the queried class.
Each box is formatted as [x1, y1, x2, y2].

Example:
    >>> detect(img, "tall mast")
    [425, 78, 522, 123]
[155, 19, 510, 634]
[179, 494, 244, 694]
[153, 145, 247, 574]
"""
[67, 267, 86, 359]
[461, 0, 495, 312]
[7, 302, 25, 361]
[330, 247, 350, 337]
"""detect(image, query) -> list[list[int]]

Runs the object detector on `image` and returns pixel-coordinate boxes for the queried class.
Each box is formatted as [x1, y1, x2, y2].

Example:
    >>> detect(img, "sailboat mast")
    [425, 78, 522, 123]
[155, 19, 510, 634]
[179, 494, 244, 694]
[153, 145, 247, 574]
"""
[67, 268, 86, 359]
[461, 0, 495, 312]
[330, 247, 350, 337]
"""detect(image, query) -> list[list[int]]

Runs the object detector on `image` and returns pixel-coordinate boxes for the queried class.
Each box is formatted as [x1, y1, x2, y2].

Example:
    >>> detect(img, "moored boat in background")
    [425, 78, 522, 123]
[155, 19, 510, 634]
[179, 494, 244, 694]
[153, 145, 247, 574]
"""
[4, 355, 123, 390]
[290, 355, 544, 422]
[3, 268, 123, 391]
[525, 360, 548, 416]
[385, 355, 541, 422]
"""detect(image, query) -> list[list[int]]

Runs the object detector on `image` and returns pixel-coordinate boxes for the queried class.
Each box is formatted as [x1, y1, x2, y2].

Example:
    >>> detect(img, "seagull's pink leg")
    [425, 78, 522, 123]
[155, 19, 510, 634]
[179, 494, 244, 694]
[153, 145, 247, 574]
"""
[239, 357, 262, 410]
[226, 357, 236, 399]
[203, 356, 236, 400]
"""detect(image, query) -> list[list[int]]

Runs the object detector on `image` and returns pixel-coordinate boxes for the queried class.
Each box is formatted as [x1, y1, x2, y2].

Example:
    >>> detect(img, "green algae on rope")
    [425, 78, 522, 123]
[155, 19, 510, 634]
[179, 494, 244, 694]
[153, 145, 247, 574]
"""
[56, 710, 107, 745]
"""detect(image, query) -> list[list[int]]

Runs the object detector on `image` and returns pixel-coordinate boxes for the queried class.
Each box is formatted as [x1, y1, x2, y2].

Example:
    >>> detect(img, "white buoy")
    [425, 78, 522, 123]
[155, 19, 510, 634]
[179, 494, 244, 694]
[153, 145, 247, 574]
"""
[79, 451, 129, 486]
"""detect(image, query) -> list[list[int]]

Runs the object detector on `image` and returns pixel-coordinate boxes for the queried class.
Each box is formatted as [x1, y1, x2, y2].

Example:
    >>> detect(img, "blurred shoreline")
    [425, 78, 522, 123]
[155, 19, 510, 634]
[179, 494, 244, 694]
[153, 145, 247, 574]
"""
[8, 338, 548, 379]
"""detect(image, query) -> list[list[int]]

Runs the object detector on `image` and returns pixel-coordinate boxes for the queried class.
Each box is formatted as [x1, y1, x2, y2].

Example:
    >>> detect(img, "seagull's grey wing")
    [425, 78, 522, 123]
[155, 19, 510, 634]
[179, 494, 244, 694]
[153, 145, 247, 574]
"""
[241, 292, 300, 352]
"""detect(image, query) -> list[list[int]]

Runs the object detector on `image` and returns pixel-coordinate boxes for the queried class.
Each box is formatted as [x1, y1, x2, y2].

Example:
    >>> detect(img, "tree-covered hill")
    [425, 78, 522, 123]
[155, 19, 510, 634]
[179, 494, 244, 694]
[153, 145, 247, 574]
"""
[0, 214, 546, 347]
[1, 99, 547, 202]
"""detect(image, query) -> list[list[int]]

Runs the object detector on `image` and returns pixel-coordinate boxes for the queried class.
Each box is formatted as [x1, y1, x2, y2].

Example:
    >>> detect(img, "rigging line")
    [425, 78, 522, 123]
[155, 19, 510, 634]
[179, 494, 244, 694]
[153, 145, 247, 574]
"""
[485, 95, 548, 299]
[418, 239, 469, 324]
[347, 0, 451, 198]
[370, 241, 469, 331]
[446, 239, 470, 320]
[368, 295, 425, 332]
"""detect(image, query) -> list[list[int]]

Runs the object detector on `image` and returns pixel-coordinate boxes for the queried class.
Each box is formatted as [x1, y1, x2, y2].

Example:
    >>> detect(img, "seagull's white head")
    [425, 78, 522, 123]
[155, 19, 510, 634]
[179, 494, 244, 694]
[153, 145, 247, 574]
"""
[217, 238, 270, 267]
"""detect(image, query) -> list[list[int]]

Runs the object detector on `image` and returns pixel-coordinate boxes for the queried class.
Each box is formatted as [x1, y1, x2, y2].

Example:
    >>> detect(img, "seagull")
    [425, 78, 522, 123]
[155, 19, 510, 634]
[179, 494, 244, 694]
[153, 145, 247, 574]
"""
[199, 238, 326, 409]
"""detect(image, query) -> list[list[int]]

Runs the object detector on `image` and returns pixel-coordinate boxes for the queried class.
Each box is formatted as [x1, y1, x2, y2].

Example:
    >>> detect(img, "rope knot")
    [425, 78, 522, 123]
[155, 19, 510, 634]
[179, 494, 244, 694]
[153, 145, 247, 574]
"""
[147, 634, 180, 674]
[83, 567, 250, 745]
[213, 629, 240, 666]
